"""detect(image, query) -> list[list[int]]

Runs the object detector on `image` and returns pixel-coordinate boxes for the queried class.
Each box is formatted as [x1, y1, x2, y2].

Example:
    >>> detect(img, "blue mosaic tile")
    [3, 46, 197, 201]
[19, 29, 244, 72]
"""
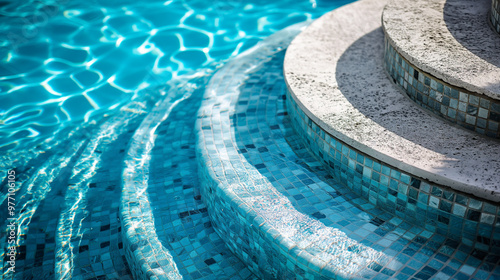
[146, 90, 255, 280]
[0, 104, 163, 280]
[196, 24, 500, 280]
[118, 75, 256, 279]
[492, 0, 500, 35]
[384, 39, 500, 138]
[295, 90, 500, 240]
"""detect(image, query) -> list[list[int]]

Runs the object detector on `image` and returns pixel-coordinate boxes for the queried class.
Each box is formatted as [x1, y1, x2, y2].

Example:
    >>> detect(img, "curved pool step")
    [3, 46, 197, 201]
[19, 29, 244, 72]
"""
[285, 0, 500, 206]
[382, 0, 500, 138]
[54, 100, 153, 280]
[120, 76, 256, 280]
[197, 20, 500, 279]
[1, 100, 156, 279]
[493, 0, 500, 35]
[1, 135, 91, 280]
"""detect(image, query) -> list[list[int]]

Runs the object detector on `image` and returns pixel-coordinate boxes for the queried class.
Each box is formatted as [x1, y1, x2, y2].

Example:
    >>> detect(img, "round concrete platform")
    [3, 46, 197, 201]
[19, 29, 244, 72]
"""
[284, 0, 500, 202]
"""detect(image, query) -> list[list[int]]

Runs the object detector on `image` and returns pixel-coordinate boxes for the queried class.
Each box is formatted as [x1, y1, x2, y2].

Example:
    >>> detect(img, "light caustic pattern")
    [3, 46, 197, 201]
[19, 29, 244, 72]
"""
[0, 0, 353, 279]
[0, 0, 345, 152]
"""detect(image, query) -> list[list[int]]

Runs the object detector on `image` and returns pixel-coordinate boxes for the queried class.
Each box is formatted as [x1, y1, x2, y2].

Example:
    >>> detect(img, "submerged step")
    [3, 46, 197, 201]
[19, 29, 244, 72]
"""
[120, 78, 255, 280]
[284, 0, 500, 204]
[197, 15, 500, 280]
[382, 0, 500, 138]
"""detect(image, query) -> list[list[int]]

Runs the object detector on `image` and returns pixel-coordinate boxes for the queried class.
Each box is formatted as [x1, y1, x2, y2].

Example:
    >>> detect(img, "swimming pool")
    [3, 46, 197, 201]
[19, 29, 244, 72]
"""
[0, 0, 349, 154]
[0, 0, 353, 279]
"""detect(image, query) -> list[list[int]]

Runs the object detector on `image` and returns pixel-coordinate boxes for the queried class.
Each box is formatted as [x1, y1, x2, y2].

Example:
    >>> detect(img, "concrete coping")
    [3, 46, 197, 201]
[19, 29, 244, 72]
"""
[382, 0, 500, 101]
[284, 0, 500, 202]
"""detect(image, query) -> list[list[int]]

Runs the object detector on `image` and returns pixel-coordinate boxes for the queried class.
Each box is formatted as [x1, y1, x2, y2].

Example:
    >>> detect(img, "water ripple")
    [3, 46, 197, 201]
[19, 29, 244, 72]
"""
[0, 0, 341, 153]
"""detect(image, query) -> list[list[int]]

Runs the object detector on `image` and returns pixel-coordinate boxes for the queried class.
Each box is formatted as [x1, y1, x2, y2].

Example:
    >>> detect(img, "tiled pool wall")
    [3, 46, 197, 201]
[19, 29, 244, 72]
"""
[196, 50, 331, 279]
[198, 159, 328, 280]
[285, 92, 500, 253]
[194, 25, 405, 278]
[120, 198, 170, 280]
[383, 38, 500, 139]
[492, 0, 500, 35]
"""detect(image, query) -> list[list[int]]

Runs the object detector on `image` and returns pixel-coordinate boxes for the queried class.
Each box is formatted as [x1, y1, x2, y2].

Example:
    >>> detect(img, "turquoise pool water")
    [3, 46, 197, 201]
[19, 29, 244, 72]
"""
[0, 0, 350, 153]
[0, 0, 352, 279]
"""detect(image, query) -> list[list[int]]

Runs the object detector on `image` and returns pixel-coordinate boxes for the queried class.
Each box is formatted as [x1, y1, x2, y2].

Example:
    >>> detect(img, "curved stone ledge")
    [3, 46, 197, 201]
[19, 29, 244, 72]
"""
[384, 40, 500, 138]
[382, 0, 500, 101]
[492, 0, 500, 34]
[286, 93, 500, 253]
[382, 0, 500, 139]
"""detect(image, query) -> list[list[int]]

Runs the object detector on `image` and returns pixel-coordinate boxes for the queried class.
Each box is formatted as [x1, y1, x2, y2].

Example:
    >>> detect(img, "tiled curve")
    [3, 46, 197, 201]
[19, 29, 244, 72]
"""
[492, 0, 500, 35]
[196, 23, 500, 279]
[121, 85, 188, 280]
[0, 98, 163, 280]
[120, 77, 256, 279]
[197, 24, 389, 279]
[286, 88, 500, 250]
[145, 84, 256, 279]
[285, 0, 500, 257]
[284, 0, 500, 208]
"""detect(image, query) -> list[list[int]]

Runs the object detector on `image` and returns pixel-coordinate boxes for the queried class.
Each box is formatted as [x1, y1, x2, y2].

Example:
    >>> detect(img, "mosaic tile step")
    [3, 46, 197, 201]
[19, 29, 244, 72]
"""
[284, 0, 500, 203]
[383, 0, 500, 100]
[120, 76, 256, 280]
[382, 0, 500, 138]
[196, 21, 500, 280]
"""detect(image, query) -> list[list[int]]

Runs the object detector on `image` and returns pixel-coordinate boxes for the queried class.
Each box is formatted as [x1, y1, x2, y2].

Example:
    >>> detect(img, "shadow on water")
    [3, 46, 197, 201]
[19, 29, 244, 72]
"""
[443, 0, 500, 68]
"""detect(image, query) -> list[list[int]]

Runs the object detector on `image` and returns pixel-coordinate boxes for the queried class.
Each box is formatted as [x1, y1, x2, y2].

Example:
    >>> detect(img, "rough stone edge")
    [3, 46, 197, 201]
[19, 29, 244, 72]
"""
[284, 82, 500, 203]
[381, 0, 500, 101]
[384, 38, 500, 139]
[283, 0, 500, 202]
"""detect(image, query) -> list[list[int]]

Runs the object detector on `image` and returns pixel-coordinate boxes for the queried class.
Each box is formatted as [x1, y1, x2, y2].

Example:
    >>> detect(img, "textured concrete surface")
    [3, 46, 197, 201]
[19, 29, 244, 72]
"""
[284, 0, 500, 201]
[382, 0, 500, 100]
